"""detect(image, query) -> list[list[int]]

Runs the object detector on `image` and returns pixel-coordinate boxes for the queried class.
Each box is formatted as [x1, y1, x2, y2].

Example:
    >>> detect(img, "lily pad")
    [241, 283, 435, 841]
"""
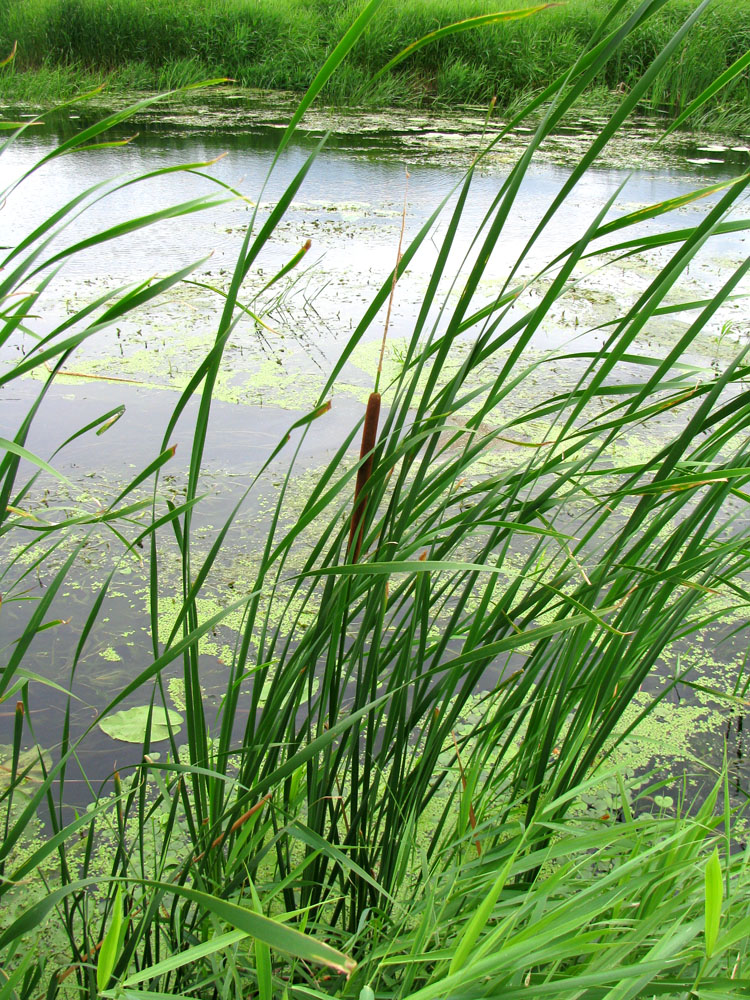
[98, 706, 183, 743]
[653, 794, 674, 811]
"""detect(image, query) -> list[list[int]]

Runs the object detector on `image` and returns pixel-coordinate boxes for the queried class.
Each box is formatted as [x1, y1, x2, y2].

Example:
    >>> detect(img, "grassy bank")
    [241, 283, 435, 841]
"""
[2, 0, 750, 996]
[1, 0, 749, 128]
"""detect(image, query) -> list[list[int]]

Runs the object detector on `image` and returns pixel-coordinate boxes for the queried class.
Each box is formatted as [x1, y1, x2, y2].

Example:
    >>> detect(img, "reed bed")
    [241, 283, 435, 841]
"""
[1, 0, 749, 127]
[1, 0, 750, 996]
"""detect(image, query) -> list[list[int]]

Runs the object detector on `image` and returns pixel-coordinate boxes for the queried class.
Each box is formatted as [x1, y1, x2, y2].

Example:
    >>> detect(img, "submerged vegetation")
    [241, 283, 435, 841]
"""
[2, 0, 750, 996]
[0, 0, 749, 128]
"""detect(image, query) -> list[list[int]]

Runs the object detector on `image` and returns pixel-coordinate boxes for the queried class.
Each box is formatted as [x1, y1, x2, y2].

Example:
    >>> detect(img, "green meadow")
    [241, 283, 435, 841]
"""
[0, 0, 749, 128]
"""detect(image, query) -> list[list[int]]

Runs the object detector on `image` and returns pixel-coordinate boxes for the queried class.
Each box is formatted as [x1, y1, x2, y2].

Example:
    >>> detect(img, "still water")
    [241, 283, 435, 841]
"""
[1, 94, 748, 805]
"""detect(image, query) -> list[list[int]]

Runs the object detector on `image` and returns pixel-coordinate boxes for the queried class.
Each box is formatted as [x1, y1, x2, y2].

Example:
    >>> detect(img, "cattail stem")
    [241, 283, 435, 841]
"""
[348, 391, 381, 562]
[375, 168, 410, 394]
[349, 168, 407, 562]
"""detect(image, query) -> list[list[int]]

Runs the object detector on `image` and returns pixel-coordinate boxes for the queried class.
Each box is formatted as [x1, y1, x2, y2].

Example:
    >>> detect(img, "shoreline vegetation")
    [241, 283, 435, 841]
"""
[2, 0, 750, 996]
[1, 0, 750, 130]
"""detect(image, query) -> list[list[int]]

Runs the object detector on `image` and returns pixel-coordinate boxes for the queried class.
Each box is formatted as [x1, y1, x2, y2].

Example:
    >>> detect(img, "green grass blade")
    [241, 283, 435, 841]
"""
[705, 847, 722, 958]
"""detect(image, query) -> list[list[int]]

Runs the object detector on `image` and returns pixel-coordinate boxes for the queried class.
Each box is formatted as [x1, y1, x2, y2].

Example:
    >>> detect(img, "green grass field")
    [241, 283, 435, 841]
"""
[1, 0, 749, 127]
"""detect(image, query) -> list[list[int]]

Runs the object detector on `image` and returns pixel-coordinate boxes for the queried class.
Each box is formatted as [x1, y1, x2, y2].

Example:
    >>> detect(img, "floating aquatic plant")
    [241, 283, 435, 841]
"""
[97, 705, 183, 743]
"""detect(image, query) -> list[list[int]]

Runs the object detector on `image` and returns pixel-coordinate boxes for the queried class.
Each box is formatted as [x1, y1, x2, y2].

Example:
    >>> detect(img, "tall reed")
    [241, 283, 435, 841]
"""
[1, 0, 749, 996]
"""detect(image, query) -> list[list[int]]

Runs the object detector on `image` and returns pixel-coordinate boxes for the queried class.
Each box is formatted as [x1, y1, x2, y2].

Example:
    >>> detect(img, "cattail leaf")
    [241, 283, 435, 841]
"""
[118, 931, 248, 988]
[372, 6, 557, 81]
[704, 847, 722, 958]
[137, 881, 355, 975]
[97, 886, 124, 991]
[249, 881, 273, 1000]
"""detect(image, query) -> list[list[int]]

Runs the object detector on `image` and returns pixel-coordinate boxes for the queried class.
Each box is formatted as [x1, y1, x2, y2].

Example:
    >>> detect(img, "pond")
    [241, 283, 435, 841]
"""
[1, 91, 749, 811]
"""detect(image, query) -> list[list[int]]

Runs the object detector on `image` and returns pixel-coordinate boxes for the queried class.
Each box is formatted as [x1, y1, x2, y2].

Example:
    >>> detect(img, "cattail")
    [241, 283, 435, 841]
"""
[348, 391, 381, 562]
[347, 167, 407, 562]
